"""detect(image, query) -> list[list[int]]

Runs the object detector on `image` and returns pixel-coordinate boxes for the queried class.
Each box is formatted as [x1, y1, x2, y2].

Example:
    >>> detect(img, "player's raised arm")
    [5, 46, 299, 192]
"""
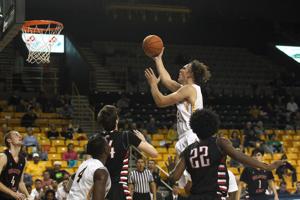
[152, 48, 181, 92]
[217, 137, 284, 170]
[145, 68, 195, 108]
[92, 168, 109, 200]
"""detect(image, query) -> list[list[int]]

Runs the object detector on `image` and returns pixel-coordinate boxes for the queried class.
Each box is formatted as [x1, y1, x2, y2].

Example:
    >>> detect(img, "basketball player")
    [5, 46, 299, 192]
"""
[0, 130, 30, 200]
[237, 149, 279, 200]
[97, 105, 158, 200]
[145, 48, 210, 155]
[67, 135, 111, 200]
[168, 109, 283, 200]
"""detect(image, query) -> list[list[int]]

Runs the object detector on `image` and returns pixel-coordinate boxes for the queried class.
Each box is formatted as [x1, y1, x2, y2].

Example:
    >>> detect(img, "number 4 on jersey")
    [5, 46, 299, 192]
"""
[77, 167, 87, 183]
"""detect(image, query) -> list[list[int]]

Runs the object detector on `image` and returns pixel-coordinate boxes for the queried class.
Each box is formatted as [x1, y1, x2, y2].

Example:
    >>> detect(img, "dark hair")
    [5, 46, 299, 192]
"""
[97, 105, 118, 131]
[190, 60, 211, 85]
[45, 189, 56, 198]
[190, 109, 220, 140]
[87, 135, 107, 159]
[251, 148, 264, 156]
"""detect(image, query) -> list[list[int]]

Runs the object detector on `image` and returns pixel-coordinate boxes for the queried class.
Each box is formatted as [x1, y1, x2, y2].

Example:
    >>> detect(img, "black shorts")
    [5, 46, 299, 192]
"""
[133, 192, 151, 200]
[106, 182, 127, 200]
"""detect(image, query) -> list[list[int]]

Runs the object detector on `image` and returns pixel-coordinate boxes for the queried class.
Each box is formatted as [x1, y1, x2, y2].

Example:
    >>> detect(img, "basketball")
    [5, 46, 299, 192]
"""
[142, 35, 164, 57]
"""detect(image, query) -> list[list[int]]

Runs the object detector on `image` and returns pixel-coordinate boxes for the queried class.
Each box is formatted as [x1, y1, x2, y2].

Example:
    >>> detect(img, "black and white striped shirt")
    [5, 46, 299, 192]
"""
[128, 169, 154, 193]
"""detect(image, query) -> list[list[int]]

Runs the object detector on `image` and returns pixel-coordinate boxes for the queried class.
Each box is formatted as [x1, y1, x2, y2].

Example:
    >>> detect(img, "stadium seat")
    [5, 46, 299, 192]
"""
[285, 130, 295, 135]
[273, 153, 283, 160]
[275, 130, 284, 135]
[168, 148, 176, 154]
[14, 127, 26, 132]
[43, 161, 53, 168]
[74, 146, 84, 152]
[48, 154, 62, 160]
[0, 146, 7, 152]
[66, 140, 79, 146]
[51, 140, 65, 146]
[287, 153, 298, 160]
[79, 140, 88, 147]
[151, 154, 162, 161]
[152, 134, 164, 141]
[39, 139, 51, 146]
[57, 147, 67, 153]
[151, 141, 160, 147]
[282, 135, 293, 141]
[263, 154, 272, 160]
[287, 147, 299, 153]
[228, 167, 240, 175]
[157, 148, 167, 154]
[293, 136, 300, 141]
[48, 147, 56, 153]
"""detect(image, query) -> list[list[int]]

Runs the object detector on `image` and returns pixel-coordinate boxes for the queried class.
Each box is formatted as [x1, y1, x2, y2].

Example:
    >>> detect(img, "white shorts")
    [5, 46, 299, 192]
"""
[228, 170, 238, 193]
[175, 132, 199, 155]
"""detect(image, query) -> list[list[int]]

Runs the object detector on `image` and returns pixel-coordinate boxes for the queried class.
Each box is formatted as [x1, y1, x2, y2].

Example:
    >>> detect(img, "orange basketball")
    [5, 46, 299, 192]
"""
[142, 35, 164, 57]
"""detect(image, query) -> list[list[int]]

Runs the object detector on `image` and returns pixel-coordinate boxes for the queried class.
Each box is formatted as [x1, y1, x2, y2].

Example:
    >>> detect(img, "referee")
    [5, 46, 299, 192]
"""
[129, 158, 156, 200]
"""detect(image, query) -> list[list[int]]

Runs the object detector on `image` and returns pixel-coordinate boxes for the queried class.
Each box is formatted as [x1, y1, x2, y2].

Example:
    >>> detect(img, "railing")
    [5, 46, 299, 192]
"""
[72, 82, 96, 133]
[130, 145, 172, 190]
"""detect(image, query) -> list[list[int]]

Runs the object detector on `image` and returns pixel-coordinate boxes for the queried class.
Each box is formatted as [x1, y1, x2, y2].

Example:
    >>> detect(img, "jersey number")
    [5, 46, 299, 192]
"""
[108, 140, 115, 158]
[77, 167, 87, 183]
[190, 146, 210, 168]
[11, 176, 15, 187]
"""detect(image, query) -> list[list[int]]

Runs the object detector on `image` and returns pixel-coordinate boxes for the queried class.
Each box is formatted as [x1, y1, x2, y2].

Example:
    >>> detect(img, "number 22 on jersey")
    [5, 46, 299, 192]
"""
[189, 146, 210, 168]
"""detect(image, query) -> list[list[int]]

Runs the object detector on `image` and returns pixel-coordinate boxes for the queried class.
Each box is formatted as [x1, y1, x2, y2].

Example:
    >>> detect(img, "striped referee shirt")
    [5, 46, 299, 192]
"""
[128, 169, 154, 193]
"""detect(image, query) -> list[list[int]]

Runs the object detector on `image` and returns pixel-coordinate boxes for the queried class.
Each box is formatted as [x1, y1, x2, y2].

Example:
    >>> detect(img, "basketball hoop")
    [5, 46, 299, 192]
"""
[21, 20, 64, 64]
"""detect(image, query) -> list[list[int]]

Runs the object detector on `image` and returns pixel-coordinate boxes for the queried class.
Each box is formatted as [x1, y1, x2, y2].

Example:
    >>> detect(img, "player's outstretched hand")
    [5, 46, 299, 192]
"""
[133, 130, 146, 142]
[153, 47, 164, 61]
[165, 156, 177, 173]
[145, 68, 161, 86]
[268, 160, 285, 170]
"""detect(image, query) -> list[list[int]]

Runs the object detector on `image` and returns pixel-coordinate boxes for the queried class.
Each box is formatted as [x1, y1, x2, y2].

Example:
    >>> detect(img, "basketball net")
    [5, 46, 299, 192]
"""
[21, 20, 63, 64]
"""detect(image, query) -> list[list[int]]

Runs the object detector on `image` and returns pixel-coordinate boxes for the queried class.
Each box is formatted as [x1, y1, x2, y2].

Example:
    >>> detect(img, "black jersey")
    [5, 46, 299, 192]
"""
[0, 149, 26, 199]
[101, 130, 141, 183]
[240, 167, 274, 199]
[182, 137, 228, 199]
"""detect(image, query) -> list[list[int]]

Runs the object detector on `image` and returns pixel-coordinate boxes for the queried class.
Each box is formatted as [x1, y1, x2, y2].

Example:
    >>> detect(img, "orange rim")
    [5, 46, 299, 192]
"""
[22, 20, 64, 33]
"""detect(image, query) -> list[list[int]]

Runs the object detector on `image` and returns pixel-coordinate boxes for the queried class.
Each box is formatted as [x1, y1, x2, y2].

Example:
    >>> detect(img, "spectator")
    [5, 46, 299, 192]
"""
[249, 105, 261, 120]
[277, 182, 290, 195]
[23, 127, 39, 152]
[60, 124, 74, 140]
[166, 124, 177, 141]
[62, 143, 78, 168]
[21, 107, 37, 127]
[230, 131, 241, 149]
[294, 182, 300, 195]
[60, 103, 73, 118]
[50, 161, 67, 183]
[265, 134, 283, 153]
[30, 179, 44, 200]
[39, 146, 49, 161]
[55, 180, 69, 200]
[117, 94, 130, 109]
[243, 122, 261, 148]
[26, 184, 32, 197]
[146, 117, 158, 134]
[25, 153, 46, 177]
[24, 173, 33, 186]
[276, 154, 297, 186]
[42, 171, 54, 188]
[256, 121, 265, 134]
[43, 189, 57, 200]
[46, 125, 59, 139]
[287, 97, 298, 113]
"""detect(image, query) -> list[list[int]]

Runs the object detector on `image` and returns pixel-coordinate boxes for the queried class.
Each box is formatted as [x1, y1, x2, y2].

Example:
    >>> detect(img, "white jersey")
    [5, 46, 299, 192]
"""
[176, 84, 203, 139]
[67, 158, 111, 200]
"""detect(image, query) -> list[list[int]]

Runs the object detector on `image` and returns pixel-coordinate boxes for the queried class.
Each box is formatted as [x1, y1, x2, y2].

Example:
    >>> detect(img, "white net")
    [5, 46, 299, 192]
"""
[22, 21, 63, 64]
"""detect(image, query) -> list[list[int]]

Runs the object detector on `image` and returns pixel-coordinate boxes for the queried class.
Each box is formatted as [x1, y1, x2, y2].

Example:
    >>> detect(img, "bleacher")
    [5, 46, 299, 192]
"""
[0, 99, 88, 181]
